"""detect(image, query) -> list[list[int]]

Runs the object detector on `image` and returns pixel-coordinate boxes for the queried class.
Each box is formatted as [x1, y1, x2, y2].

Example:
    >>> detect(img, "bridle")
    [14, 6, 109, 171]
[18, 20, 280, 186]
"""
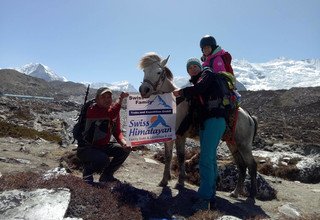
[142, 62, 166, 92]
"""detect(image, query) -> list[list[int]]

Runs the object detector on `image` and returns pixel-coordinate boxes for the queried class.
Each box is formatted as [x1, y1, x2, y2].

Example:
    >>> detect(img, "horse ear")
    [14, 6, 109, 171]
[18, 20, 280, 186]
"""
[160, 55, 170, 67]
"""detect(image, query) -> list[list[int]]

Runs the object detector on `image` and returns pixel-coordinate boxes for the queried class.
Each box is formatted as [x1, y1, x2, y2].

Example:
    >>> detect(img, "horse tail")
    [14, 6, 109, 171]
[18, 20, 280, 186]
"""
[251, 115, 258, 142]
[242, 107, 258, 142]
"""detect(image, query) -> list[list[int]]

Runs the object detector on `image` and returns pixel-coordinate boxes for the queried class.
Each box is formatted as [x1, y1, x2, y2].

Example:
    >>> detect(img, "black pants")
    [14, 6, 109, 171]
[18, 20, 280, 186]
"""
[77, 143, 130, 183]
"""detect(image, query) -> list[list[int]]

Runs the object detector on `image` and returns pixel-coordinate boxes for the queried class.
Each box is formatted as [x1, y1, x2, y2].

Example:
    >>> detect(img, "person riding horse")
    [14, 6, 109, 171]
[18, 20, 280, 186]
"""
[139, 52, 258, 207]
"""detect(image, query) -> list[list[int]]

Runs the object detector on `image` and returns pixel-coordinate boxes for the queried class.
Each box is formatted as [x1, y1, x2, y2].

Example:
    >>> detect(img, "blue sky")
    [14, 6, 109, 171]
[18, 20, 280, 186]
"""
[1, 0, 319, 90]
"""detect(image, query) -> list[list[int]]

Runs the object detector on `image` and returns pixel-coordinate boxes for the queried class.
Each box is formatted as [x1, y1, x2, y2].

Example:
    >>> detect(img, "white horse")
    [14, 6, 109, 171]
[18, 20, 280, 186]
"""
[138, 52, 258, 200]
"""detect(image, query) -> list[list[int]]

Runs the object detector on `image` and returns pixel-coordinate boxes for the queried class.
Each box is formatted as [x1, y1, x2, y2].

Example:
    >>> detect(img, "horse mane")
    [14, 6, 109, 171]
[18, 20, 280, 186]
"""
[139, 52, 161, 69]
[163, 66, 173, 81]
[139, 52, 173, 81]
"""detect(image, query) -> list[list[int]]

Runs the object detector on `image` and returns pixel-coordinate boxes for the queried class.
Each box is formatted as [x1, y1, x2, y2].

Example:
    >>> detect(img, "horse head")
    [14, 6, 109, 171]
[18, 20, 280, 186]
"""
[138, 52, 175, 98]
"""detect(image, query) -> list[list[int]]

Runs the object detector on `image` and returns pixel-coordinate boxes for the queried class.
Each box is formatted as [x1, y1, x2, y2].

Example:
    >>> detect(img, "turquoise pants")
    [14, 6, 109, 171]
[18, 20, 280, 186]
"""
[198, 117, 226, 200]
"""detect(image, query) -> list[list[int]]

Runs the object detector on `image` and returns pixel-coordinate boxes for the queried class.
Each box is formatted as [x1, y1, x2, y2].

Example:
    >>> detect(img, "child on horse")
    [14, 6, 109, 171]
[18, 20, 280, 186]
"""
[200, 35, 241, 145]
[200, 35, 234, 75]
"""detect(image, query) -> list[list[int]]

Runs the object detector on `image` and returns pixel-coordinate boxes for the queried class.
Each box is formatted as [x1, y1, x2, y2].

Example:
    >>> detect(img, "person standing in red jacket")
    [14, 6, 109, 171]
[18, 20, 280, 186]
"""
[77, 87, 130, 185]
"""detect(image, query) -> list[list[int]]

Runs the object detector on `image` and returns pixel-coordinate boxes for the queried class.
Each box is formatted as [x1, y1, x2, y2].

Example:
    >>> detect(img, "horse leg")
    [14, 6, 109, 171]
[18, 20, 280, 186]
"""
[159, 140, 174, 187]
[247, 156, 257, 200]
[175, 135, 187, 188]
[230, 149, 247, 198]
[239, 146, 257, 203]
[248, 116, 258, 200]
[232, 108, 258, 202]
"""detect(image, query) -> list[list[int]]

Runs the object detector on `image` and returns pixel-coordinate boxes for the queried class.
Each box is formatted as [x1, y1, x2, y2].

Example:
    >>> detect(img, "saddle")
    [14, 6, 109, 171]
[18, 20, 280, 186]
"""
[222, 108, 239, 147]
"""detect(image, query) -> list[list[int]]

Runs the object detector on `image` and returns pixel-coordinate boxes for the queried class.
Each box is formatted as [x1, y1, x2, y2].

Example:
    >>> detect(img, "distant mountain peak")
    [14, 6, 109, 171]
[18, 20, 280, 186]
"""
[35, 64, 46, 71]
[89, 81, 138, 93]
[7, 58, 320, 93]
[15, 63, 67, 82]
[14, 62, 138, 93]
[174, 58, 320, 91]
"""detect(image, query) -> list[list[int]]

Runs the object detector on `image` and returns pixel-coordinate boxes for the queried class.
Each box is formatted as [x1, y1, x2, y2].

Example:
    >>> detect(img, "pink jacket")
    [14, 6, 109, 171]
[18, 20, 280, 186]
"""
[202, 49, 227, 73]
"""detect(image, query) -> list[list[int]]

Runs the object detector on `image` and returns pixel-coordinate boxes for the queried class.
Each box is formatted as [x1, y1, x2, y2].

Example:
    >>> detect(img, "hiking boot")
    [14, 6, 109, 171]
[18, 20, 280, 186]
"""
[94, 181, 109, 188]
[192, 198, 210, 212]
[99, 175, 118, 183]
[84, 180, 94, 186]
[83, 174, 94, 185]
[210, 197, 217, 210]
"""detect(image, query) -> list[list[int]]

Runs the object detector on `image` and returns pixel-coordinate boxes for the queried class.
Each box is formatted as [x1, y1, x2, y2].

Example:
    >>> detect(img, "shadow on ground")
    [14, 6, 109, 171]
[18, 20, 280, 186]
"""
[114, 182, 269, 219]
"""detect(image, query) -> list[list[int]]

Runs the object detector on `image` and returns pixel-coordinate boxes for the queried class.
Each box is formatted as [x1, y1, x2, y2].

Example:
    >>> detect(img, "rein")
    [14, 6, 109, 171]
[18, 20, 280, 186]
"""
[142, 63, 166, 92]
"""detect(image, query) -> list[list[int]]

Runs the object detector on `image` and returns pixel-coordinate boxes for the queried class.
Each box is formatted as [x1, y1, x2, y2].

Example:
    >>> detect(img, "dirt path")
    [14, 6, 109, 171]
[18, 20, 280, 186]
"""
[1, 139, 319, 219]
[115, 150, 320, 219]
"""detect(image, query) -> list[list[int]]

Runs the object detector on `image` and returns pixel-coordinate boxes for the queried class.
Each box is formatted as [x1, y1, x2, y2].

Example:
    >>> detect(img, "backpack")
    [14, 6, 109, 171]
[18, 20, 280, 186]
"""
[208, 51, 240, 109]
[209, 51, 234, 75]
[221, 52, 234, 75]
[72, 85, 92, 145]
[72, 99, 95, 145]
[215, 72, 240, 111]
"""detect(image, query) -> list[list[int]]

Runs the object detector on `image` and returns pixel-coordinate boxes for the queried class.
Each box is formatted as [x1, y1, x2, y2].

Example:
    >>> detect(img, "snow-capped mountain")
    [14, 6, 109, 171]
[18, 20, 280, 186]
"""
[9, 58, 320, 92]
[173, 76, 246, 91]
[13, 63, 137, 92]
[89, 81, 138, 93]
[173, 58, 320, 91]
[15, 63, 67, 82]
[233, 58, 320, 90]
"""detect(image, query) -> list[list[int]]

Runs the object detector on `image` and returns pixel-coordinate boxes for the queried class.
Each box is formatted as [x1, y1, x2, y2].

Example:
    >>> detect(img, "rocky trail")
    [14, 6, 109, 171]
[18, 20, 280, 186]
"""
[0, 87, 320, 219]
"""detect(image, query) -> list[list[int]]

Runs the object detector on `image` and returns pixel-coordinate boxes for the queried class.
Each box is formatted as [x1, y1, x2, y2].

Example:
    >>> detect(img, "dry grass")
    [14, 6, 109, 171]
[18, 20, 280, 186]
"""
[0, 171, 227, 220]
[0, 172, 142, 220]
[0, 120, 62, 143]
[7, 107, 34, 121]
[60, 151, 83, 171]
[2, 159, 316, 219]
[187, 210, 222, 220]
[258, 159, 300, 181]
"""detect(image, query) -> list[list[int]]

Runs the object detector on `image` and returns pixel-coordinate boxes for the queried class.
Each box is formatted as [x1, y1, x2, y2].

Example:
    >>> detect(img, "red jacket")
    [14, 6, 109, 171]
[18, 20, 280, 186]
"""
[84, 102, 124, 146]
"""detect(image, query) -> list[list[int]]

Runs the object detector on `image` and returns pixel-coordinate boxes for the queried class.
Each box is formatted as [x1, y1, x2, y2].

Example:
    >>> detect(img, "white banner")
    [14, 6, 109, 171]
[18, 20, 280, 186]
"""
[126, 93, 176, 147]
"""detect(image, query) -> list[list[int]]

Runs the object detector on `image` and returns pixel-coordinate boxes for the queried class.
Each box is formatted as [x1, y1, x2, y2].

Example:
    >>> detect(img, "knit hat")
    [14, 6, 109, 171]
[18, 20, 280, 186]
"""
[186, 58, 203, 71]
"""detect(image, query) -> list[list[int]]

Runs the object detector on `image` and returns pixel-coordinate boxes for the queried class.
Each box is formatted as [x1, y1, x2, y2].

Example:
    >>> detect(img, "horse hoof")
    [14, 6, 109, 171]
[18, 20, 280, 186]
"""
[158, 181, 168, 187]
[246, 197, 255, 204]
[174, 182, 185, 189]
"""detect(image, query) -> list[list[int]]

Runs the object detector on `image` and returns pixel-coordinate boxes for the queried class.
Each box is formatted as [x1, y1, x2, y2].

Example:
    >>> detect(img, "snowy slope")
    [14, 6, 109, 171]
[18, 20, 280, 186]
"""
[13, 63, 137, 92]
[15, 63, 67, 82]
[89, 81, 138, 93]
[7, 58, 320, 92]
[233, 58, 320, 90]
[173, 58, 320, 91]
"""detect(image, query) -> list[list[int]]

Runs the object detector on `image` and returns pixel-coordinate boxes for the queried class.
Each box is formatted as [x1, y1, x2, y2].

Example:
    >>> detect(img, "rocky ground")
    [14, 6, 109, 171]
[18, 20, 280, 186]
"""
[1, 140, 319, 219]
[0, 87, 320, 219]
[109, 149, 320, 219]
